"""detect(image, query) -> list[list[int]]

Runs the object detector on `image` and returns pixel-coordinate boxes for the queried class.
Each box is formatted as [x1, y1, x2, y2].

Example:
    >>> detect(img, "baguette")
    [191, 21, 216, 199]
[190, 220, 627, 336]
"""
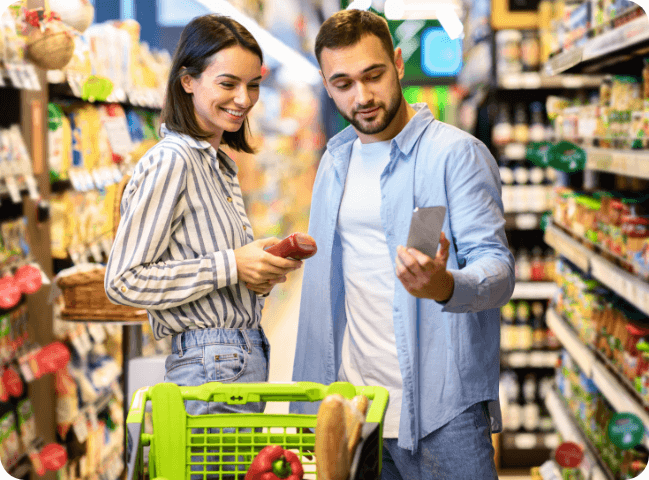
[346, 395, 369, 458]
[316, 394, 351, 480]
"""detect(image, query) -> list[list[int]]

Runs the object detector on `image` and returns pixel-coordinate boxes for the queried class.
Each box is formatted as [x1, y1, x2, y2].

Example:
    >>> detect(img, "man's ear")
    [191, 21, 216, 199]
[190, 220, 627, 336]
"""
[180, 72, 193, 94]
[320, 70, 332, 99]
[394, 47, 405, 80]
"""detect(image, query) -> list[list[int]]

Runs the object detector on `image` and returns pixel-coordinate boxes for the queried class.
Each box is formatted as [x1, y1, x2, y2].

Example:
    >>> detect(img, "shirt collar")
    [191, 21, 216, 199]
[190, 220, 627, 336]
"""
[160, 123, 238, 175]
[326, 103, 435, 159]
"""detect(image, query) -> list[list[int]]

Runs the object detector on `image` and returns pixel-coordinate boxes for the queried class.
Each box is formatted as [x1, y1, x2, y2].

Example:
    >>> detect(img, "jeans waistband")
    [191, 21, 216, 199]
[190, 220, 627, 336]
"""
[171, 327, 267, 356]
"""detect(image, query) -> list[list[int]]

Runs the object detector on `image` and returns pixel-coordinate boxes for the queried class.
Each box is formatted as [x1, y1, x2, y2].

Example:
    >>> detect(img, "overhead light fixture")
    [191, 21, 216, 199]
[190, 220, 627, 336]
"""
[346, 0, 373, 10]
[384, 0, 464, 40]
[191, 0, 321, 86]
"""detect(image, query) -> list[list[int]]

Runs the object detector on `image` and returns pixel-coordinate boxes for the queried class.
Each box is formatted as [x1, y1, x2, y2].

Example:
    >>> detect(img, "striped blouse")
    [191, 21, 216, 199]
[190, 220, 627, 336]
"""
[105, 124, 263, 340]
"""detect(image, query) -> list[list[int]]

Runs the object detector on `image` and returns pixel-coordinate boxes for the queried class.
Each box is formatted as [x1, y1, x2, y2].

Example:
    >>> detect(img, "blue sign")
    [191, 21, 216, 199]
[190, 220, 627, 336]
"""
[421, 27, 463, 77]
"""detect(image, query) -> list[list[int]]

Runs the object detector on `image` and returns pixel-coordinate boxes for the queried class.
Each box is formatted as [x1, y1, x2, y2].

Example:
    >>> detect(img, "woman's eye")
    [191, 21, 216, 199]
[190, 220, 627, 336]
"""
[221, 83, 234, 88]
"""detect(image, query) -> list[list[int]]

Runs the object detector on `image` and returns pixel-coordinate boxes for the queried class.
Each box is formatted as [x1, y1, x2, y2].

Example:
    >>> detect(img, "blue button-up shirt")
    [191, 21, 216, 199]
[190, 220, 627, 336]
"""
[291, 103, 515, 451]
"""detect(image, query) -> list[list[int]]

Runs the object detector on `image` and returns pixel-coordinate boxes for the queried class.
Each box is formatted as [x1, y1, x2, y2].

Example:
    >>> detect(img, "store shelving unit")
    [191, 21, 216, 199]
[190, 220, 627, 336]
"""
[546, 308, 649, 451]
[544, 223, 649, 316]
[584, 148, 649, 181]
[546, 14, 649, 75]
[498, 72, 606, 90]
[545, 387, 611, 480]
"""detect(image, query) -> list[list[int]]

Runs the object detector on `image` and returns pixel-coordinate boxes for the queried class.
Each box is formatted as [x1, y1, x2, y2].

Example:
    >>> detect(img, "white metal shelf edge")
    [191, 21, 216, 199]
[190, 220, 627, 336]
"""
[544, 225, 593, 272]
[546, 308, 594, 376]
[585, 148, 649, 181]
[545, 388, 609, 480]
[589, 255, 649, 317]
[590, 362, 649, 451]
[512, 282, 557, 299]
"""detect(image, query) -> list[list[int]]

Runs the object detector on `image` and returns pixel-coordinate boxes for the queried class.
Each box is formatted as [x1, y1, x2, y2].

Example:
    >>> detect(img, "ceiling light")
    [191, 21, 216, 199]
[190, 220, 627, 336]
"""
[191, 0, 321, 86]
[346, 0, 373, 10]
[384, 0, 464, 39]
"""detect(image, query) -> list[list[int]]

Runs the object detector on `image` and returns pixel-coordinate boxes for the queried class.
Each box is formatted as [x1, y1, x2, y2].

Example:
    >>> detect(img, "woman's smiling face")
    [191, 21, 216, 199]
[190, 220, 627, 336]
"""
[181, 45, 262, 144]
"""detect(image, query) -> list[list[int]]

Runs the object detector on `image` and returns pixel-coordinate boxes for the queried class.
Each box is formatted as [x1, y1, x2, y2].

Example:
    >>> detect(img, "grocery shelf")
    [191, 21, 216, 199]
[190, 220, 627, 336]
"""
[585, 148, 649, 180]
[512, 282, 557, 299]
[505, 212, 545, 230]
[545, 388, 611, 480]
[501, 350, 560, 369]
[545, 15, 649, 75]
[498, 72, 605, 90]
[544, 224, 649, 316]
[546, 308, 595, 376]
[546, 308, 649, 450]
[544, 224, 594, 273]
[501, 432, 559, 450]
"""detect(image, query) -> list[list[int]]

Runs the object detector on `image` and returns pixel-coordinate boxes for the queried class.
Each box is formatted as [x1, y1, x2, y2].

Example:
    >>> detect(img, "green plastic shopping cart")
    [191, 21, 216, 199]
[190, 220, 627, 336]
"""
[125, 381, 389, 480]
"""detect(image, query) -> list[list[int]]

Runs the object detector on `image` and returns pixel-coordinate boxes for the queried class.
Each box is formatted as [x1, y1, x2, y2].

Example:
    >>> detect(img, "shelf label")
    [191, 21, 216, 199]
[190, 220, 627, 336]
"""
[555, 441, 583, 468]
[608, 413, 644, 450]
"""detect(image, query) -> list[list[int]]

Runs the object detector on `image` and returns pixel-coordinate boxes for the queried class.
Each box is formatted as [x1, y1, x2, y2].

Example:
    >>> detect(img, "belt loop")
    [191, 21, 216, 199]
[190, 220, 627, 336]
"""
[240, 329, 252, 354]
[175, 333, 184, 358]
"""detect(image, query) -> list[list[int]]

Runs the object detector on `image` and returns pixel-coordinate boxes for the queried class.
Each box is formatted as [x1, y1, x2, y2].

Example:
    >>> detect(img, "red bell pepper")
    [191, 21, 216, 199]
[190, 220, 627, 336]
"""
[245, 445, 304, 480]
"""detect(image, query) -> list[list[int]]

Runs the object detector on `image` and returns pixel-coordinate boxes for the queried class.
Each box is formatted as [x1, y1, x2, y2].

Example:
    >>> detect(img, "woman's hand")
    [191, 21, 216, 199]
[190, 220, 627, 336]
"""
[234, 238, 302, 294]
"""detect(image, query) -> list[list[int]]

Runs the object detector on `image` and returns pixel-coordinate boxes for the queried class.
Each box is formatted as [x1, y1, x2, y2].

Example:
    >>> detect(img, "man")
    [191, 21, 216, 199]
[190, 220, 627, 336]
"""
[291, 9, 515, 480]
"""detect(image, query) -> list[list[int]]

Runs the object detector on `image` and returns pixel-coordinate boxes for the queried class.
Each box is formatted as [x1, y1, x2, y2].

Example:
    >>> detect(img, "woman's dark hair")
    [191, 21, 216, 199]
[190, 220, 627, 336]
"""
[162, 14, 263, 153]
[315, 10, 394, 67]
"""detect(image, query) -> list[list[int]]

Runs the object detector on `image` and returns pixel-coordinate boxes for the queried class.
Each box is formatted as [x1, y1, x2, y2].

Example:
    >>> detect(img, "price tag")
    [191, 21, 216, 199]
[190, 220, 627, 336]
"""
[24, 175, 39, 200]
[87, 405, 99, 431]
[7, 64, 24, 89]
[509, 352, 528, 367]
[111, 381, 124, 403]
[515, 213, 538, 230]
[101, 238, 114, 258]
[89, 243, 104, 263]
[17, 64, 34, 91]
[25, 64, 41, 91]
[544, 433, 560, 449]
[87, 324, 106, 344]
[4, 176, 22, 203]
[72, 414, 89, 443]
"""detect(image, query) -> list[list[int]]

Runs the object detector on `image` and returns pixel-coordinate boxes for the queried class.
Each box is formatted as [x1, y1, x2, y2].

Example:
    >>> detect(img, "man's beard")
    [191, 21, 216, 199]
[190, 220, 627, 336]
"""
[337, 81, 403, 135]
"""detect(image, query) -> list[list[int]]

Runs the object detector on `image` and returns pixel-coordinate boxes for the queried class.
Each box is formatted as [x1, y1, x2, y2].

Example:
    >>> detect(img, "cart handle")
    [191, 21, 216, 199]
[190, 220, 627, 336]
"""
[176, 381, 389, 423]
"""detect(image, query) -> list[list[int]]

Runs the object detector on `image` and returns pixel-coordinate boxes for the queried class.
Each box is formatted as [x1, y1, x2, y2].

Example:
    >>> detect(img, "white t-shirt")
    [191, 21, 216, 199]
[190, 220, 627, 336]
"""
[337, 138, 403, 438]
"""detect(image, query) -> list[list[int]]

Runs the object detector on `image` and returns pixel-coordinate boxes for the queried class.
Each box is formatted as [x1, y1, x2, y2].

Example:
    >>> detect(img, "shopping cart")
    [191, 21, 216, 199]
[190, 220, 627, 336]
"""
[125, 381, 389, 480]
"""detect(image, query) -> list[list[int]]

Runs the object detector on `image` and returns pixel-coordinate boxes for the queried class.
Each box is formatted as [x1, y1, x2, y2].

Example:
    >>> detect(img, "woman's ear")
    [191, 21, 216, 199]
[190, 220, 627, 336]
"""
[180, 72, 194, 94]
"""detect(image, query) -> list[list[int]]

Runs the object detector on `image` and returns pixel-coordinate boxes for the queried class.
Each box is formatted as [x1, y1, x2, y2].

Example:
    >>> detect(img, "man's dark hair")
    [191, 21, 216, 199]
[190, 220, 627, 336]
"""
[161, 14, 263, 153]
[314, 9, 395, 67]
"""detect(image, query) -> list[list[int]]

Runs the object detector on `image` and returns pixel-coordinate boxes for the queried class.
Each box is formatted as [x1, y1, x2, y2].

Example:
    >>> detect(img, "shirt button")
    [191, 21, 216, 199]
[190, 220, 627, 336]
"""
[243, 226, 247, 230]
[227, 197, 233, 202]
[121, 286, 127, 293]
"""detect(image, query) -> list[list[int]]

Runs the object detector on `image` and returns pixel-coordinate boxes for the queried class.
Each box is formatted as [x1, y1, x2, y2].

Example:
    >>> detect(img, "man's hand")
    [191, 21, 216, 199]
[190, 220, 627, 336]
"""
[395, 231, 454, 302]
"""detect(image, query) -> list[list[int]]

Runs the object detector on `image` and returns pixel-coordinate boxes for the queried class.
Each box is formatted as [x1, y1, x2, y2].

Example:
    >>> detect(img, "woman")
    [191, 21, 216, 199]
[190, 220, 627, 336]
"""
[105, 14, 301, 417]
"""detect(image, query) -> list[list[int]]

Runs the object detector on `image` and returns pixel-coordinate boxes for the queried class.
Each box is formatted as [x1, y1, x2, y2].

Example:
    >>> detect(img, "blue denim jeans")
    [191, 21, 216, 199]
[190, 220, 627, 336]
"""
[164, 327, 270, 479]
[382, 402, 498, 480]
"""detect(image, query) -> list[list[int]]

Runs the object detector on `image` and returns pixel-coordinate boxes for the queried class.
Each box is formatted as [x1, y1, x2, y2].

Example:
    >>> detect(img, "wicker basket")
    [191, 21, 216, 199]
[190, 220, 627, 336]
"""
[57, 267, 148, 322]
[25, 20, 75, 71]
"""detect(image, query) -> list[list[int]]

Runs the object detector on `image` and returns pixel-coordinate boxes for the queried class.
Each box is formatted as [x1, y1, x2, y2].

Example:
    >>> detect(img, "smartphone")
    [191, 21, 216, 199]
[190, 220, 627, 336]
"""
[406, 206, 446, 259]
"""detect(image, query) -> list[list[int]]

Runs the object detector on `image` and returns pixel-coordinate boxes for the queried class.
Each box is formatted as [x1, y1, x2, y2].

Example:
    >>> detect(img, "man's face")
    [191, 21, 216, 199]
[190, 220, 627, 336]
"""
[319, 34, 405, 140]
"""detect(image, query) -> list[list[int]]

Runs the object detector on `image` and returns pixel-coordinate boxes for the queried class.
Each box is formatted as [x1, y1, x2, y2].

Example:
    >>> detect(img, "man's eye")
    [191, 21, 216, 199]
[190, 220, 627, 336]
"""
[335, 83, 351, 90]
[221, 83, 234, 88]
[249, 84, 261, 89]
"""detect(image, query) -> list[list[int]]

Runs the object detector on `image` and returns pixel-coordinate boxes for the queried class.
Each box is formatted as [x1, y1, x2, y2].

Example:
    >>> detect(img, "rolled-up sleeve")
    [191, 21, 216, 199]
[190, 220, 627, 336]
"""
[105, 147, 238, 310]
[440, 140, 515, 313]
